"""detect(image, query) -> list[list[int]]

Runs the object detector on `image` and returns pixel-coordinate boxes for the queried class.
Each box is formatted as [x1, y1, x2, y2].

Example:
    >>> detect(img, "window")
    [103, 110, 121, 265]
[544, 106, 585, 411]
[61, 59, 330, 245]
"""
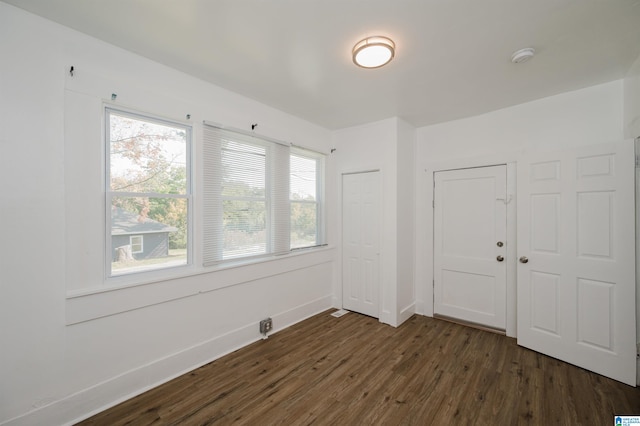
[290, 148, 324, 249]
[203, 124, 325, 266]
[130, 235, 143, 254]
[106, 107, 191, 276]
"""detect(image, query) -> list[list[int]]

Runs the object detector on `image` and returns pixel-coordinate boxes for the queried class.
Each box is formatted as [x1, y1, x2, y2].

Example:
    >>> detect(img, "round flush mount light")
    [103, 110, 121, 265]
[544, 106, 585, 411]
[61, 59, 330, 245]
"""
[511, 47, 535, 64]
[353, 36, 395, 69]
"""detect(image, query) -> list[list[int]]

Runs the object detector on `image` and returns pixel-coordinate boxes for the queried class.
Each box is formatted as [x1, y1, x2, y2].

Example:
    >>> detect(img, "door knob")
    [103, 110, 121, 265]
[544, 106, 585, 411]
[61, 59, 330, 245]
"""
[497, 241, 504, 247]
[519, 256, 529, 264]
[496, 255, 504, 262]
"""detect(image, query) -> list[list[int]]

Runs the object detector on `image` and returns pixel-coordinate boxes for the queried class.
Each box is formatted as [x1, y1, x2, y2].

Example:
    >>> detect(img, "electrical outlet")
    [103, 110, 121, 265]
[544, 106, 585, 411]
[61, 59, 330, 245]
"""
[260, 318, 273, 335]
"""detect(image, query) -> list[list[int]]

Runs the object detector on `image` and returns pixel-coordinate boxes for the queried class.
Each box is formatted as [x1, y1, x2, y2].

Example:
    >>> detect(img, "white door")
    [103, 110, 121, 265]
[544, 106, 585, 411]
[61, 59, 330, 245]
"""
[434, 166, 507, 330]
[342, 171, 381, 318]
[517, 141, 636, 385]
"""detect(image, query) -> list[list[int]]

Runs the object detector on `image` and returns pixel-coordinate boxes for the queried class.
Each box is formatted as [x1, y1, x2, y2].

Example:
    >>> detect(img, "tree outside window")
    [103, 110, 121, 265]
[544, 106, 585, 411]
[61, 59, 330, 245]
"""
[107, 108, 191, 276]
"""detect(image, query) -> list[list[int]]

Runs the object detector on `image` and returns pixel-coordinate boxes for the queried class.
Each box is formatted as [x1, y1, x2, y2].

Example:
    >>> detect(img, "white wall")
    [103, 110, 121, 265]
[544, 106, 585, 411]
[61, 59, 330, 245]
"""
[1, 3, 636, 423]
[0, 4, 334, 425]
[331, 118, 398, 325]
[414, 80, 625, 320]
[396, 119, 416, 322]
[331, 117, 416, 327]
[624, 53, 640, 139]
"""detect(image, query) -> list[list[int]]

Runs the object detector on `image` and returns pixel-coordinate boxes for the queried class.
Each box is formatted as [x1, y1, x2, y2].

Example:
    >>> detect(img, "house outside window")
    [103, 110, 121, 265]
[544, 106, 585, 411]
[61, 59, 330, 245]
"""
[106, 107, 191, 276]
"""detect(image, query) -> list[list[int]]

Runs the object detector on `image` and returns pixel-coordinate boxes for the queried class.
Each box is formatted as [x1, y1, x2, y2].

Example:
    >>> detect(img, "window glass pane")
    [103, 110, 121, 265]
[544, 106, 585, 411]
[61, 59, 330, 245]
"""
[290, 152, 319, 249]
[222, 141, 265, 198]
[130, 235, 143, 253]
[109, 113, 187, 194]
[111, 196, 188, 275]
[202, 124, 324, 265]
[291, 201, 317, 249]
[223, 199, 266, 259]
[290, 154, 317, 201]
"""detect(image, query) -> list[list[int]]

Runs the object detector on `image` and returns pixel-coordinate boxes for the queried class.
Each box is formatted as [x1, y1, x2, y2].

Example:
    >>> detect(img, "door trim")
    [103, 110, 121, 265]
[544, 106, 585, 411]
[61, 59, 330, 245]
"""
[429, 162, 517, 337]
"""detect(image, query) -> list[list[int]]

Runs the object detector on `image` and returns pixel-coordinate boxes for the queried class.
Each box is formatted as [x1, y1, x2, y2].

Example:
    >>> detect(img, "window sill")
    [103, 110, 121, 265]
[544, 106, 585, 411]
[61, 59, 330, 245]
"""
[65, 245, 335, 325]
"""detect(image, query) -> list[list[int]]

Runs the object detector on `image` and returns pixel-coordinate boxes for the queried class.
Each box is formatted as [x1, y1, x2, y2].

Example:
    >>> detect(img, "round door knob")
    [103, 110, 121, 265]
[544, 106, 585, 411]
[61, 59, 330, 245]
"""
[496, 255, 504, 262]
[519, 256, 529, 264]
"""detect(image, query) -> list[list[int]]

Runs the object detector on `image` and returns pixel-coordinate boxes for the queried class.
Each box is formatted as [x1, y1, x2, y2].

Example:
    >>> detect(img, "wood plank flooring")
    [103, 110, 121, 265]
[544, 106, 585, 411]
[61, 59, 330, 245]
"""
[77, 310, 640, 425]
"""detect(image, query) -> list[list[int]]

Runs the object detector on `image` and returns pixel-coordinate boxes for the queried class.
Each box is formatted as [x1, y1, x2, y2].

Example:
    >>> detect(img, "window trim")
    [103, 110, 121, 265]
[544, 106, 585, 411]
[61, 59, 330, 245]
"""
[66, 111, 331, 324]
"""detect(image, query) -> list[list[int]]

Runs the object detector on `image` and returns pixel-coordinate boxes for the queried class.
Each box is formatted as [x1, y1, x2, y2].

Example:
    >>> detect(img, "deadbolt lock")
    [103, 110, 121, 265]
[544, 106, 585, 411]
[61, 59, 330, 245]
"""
[497, 241, 504, 247]
[496, 255, 504, 262]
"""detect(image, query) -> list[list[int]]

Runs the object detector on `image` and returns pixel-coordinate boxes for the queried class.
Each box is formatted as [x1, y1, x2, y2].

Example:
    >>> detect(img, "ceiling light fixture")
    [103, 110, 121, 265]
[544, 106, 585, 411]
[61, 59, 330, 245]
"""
[352, 36, 395, 69]
[511, 47, 535, 64]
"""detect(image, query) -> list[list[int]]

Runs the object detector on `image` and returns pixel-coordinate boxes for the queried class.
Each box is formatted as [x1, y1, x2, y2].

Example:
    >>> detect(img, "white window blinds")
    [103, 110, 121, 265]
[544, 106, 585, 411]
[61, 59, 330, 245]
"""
[203, 124, 290, 265]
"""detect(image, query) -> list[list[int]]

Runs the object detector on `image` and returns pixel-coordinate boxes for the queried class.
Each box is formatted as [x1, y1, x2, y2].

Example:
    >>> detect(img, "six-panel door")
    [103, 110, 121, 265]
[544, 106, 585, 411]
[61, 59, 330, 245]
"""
[516, 141, 636, 386]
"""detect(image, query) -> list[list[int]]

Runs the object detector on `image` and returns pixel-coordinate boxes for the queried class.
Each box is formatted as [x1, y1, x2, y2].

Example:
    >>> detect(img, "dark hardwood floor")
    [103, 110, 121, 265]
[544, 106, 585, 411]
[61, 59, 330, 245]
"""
[77, 310, 640, 425]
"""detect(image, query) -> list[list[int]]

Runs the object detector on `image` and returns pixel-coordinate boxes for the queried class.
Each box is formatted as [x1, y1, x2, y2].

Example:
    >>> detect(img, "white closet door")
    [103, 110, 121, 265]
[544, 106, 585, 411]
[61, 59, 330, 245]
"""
[342, 171, 380, 318]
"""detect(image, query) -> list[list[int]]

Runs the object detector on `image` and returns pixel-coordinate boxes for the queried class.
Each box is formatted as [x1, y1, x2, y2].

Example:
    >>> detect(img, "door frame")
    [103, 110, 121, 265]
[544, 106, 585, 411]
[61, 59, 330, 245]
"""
[418, 157, 518, 337]
[433, 165, 509, 330]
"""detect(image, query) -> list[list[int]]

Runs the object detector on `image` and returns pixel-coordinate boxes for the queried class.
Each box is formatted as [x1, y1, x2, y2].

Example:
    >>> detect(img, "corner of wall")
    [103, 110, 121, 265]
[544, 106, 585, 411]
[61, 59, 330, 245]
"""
[624, 54, 640, 139]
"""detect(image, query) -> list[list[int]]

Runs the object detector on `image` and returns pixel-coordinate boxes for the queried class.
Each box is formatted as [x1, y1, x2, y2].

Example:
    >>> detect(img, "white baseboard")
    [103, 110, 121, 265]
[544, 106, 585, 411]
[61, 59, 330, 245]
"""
[3, 295, 332, 426]
[398, 302, 416, 326]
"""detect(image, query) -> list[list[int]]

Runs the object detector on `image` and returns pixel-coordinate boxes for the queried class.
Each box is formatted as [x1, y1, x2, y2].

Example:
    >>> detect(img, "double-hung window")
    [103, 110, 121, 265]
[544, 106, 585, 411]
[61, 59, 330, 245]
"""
[203, 124, 325, 266]
[106, 107, 191, 277]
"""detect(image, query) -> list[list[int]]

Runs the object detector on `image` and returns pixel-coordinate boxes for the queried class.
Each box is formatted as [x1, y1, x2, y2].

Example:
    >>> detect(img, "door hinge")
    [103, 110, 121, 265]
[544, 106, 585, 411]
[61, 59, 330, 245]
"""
[432, 199, 435, 208]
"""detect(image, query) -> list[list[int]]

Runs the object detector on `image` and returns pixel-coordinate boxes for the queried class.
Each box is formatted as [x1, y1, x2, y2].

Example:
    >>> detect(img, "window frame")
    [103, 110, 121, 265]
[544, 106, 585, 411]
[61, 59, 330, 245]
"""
[220, 138, 269, 260]
[105, 106, 193, 279]
[289, 147, 326, 250]
[203, 123, 328, 266]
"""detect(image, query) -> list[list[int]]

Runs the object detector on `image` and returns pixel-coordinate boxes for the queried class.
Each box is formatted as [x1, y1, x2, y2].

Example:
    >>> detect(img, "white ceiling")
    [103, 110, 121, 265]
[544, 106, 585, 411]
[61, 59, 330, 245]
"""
[4, 0, 640, 130]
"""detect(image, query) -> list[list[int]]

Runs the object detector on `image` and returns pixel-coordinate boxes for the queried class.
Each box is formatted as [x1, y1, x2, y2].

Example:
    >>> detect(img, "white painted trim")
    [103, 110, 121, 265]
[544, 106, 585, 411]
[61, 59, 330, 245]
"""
[66, 248, 334, 325]
[4, 295, 332, 426]
[398, 302, 416, 326]
[505, 163, 518, 338]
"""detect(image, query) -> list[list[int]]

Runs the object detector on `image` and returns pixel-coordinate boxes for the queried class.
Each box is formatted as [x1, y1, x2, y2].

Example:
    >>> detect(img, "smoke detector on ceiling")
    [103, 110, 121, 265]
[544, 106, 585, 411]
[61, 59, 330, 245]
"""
[511, 47, 535, 64]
